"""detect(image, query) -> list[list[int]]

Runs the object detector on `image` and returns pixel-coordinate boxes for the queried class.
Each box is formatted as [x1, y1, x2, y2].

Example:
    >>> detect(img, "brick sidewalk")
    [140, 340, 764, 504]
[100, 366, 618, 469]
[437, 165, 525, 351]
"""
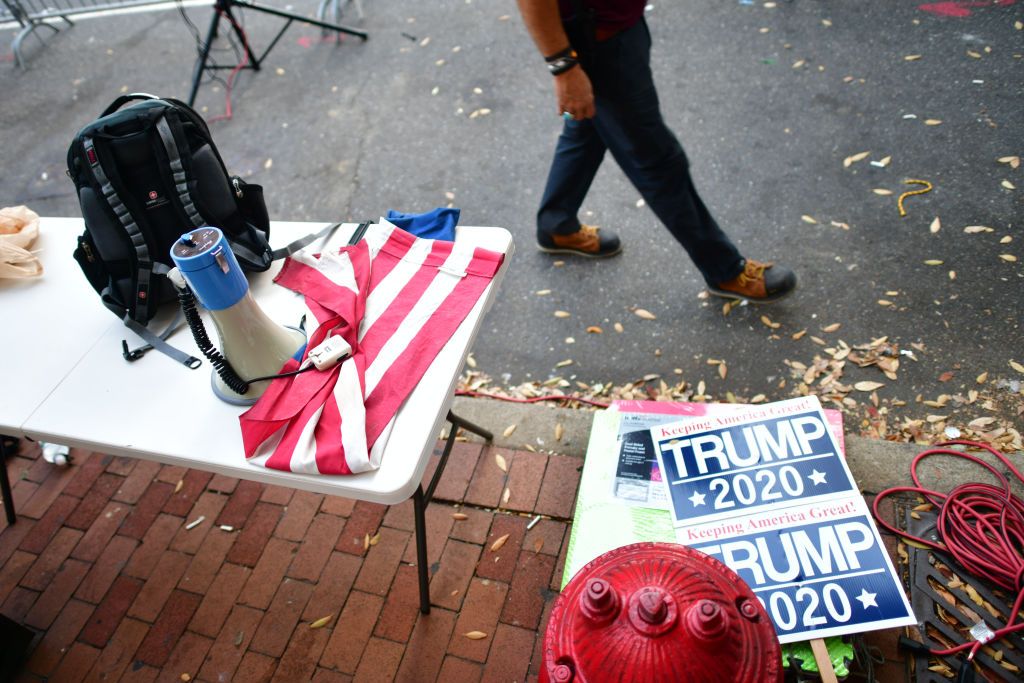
[1, 439, 581, 682]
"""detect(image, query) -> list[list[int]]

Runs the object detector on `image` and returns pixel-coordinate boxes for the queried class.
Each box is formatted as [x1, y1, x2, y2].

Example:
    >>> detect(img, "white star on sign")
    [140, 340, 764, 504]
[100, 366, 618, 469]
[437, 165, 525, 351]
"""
[856, 589, 878, 609]
[808, 469, 828, 485]
[689, 491, 707, 507]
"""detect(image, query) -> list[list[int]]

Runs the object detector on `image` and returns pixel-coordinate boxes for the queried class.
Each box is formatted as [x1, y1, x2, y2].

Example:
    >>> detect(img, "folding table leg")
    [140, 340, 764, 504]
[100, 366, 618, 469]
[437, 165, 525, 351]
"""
[0, 438, 15, 525]
[411, 411, 495, 614]
[446, 411, 493, 442]
[413, 485, 430, 614]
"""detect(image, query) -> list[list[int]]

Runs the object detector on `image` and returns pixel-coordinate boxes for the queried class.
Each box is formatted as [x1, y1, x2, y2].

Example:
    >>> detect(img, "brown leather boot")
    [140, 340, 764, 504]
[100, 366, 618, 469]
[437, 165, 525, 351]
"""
[708, 258, 797, 303]
[537, 224, 622, 258]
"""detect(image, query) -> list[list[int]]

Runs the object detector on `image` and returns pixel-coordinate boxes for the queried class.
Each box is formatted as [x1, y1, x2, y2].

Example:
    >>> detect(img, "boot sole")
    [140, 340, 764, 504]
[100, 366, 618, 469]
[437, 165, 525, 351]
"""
[706, 284, 796, 304]
[537, 244, 623, 259]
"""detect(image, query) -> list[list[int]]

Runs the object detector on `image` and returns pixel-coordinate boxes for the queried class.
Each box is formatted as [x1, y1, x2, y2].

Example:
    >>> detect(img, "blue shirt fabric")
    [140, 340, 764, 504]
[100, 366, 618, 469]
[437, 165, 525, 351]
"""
[385, 208, 459, 242]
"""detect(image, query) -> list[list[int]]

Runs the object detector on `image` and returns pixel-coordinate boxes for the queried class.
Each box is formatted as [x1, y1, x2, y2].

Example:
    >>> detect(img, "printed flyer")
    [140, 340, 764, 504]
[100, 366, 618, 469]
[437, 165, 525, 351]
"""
[650, 396, 915, 643]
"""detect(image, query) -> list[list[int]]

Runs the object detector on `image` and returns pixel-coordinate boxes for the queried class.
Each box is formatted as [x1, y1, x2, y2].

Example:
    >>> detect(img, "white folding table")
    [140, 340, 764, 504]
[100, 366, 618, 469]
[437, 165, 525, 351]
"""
[0, 220, 116, 523]
[2, 217, 514, 613]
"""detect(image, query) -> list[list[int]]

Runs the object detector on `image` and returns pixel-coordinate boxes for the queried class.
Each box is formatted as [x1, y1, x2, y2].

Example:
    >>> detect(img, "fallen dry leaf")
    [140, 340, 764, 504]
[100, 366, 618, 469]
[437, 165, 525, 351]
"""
[555, 359, 574, 368]
[534, 538, 544, 553]
[555, 423, 564, 441]
[930, 217, 941, 233]
[904, 54, 922, 61]
[877, 155, 892, 167]
[1010, 360, 1024, 374]
[490, 533, 510, 552]
[535, 289, 551, 295]
[966, 50, 982, 59]
[369, 532, 380, 547]
[309, 615, 333, 629]
[999, 254, 1018, 262]
[586, 326, 603, 334]
[822, 323, 841, 333]
[924, 259, 944, 266]
[760, 315, 780, 329]
[464, 631, 488, 640]
[938, 371, 954, 382]
[969, 417, 997, 429]
[614, 322, 624, 333]
[842, 151, 870, 168]
[924, 119, 942, 126]
[792, 329, 807, 340]
[502, 424, 517, 437]
[502, 488, 511, 504]
[174, 480, 184, 494]
[998, 155, 1020, 169]
[634, 308, 657, 320]
[1002, 180, 1016, 190]
[872, 188, 893, 196]
[718, 363, 727, 380]
[363, 533, 370, 551]
[495, 453, 508, 472]
[976, 372, 988, 384]
[553, 310, 571, 318]
[964, 225, 993, 233]
[855, 381, 885, 392]
[452, 512, 468, 520]
[801, 214, 819, 224]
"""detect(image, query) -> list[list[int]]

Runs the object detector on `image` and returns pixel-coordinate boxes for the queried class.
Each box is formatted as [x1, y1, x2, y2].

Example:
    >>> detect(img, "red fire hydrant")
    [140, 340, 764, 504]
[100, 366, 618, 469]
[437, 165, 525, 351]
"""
[541, 542, 782, 683]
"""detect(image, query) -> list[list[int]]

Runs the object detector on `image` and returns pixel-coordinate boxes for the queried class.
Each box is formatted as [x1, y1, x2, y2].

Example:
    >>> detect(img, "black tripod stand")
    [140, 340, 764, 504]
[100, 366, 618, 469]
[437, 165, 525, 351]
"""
[187, 0, 368, 107]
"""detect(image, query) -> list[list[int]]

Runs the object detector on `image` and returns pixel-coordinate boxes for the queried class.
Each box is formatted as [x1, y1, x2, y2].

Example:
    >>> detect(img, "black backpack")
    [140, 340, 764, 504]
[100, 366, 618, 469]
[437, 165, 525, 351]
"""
[67, 94, 274, 366]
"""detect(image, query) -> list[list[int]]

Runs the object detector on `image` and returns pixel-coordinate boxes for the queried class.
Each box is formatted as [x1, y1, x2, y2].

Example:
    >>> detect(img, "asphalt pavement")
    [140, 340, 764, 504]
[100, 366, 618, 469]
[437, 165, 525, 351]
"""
[1, 0, 1022, 441]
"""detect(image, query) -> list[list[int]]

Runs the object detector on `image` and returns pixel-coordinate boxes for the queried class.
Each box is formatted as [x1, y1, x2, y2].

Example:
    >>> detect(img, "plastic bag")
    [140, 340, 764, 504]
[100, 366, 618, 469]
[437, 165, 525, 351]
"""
[0, 205, 43, 279]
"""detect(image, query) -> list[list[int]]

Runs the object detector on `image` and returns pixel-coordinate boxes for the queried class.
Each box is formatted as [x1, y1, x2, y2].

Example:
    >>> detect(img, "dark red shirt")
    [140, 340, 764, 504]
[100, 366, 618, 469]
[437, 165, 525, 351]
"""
[558, 0, 646, 32]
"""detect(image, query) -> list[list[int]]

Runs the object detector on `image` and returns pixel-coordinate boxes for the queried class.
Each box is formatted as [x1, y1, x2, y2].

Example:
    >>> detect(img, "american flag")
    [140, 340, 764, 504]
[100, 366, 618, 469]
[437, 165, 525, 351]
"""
[239, 221, 504, 475]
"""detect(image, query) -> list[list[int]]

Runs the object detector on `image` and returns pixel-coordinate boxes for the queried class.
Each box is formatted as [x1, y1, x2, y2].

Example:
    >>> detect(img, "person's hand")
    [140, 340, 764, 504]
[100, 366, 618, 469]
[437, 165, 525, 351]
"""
[554, 66, 595, 120]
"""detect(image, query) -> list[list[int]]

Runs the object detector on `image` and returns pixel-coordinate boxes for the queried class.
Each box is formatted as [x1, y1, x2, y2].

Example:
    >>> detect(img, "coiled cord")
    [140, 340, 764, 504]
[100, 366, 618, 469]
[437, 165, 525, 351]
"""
[872, 440, 1024, 668]
[177, 283, 251, 395]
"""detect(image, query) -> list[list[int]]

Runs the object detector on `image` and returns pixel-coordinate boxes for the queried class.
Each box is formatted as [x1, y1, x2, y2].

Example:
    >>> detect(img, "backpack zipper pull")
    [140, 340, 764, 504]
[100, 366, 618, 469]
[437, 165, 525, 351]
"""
[232, 177, 243, 199]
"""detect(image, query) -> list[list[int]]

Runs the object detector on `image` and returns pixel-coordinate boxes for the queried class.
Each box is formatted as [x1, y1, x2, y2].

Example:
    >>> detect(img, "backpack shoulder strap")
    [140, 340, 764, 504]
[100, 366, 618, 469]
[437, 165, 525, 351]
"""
[269, 222, 344, 260]
[81, 135, 156, 323]
[153, 111, 205, 230]
[122, 314, 201, 368]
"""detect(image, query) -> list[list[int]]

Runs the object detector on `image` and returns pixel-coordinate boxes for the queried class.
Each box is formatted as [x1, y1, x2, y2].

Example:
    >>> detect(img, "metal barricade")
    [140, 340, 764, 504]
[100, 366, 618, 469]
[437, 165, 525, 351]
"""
[2, 0, 174, 67]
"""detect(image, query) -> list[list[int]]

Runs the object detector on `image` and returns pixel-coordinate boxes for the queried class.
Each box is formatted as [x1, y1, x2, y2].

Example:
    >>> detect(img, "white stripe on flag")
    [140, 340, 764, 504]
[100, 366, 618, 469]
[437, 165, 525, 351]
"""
[310, 249, 360, 293]
[288, 404, 325, 475]
[363, 246, 474, 397]
[359, 232, 432, 339]
[369, 415, 396, 469]
[336, 360, 372, 473]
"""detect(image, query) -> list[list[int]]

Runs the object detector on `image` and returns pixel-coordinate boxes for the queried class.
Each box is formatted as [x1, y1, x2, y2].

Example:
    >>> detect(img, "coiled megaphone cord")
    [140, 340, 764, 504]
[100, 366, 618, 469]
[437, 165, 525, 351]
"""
[176, 283, 251, 395]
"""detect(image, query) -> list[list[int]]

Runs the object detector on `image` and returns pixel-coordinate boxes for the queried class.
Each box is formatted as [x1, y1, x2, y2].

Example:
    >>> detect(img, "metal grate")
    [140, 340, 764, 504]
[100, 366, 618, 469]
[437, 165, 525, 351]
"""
[905, 510, 1024, 682]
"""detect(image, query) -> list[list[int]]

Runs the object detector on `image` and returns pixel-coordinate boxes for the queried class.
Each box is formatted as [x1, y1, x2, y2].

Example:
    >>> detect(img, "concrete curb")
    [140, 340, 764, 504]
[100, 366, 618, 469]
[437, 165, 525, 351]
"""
[449, 396, 1023, 496]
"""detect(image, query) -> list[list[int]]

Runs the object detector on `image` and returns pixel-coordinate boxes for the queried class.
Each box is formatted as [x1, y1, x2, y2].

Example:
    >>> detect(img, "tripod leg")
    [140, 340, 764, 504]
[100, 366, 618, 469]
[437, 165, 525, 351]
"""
[222, 5, 262, 70]
[188, 8, 223, 107]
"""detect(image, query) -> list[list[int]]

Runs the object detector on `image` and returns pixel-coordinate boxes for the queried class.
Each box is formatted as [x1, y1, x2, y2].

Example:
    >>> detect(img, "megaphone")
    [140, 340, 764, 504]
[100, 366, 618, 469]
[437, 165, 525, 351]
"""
[169, 227, 306, 405]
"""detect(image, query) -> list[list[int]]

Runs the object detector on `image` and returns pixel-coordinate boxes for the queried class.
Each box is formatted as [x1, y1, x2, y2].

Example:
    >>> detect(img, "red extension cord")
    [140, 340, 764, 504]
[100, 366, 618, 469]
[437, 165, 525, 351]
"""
[872, 440, 1024, 666]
